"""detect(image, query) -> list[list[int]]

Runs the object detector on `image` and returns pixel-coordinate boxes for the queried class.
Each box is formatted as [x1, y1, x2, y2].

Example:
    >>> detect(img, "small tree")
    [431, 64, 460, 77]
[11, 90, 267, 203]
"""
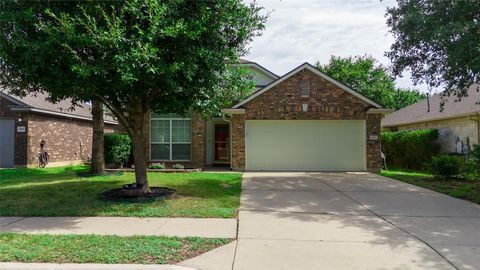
[0, 0, 265, 193]
[316, 55, 424, 110]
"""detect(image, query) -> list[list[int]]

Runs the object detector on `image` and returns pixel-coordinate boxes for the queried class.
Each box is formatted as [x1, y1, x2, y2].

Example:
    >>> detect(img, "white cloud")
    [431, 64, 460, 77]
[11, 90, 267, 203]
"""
[244, 0, 437, 93]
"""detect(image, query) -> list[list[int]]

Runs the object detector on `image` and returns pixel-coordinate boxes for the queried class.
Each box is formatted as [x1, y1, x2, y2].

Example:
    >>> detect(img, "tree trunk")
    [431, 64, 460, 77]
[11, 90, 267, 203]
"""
[90, 99, 105, 175]
[143, 111, 150, 162]
[130, 99, 150, 193]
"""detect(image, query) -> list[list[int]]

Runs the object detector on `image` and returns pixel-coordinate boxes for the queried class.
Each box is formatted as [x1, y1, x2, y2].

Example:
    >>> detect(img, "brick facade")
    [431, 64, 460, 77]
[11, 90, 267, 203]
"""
[366, 113, 382, 170]
[26, 113, 116, 167]
[230, 68, 383, 172]
[231, 114, 246, 170]
[1, 96, 117, 167]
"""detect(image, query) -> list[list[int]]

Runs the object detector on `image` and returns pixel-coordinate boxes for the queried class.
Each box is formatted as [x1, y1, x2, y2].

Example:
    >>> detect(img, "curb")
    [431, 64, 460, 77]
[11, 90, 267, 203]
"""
[0, 263, 196, 270]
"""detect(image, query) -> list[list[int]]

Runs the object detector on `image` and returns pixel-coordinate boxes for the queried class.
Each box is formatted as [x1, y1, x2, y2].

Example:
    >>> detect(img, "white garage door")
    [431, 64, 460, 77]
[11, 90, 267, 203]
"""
[245, 120, 366, 171]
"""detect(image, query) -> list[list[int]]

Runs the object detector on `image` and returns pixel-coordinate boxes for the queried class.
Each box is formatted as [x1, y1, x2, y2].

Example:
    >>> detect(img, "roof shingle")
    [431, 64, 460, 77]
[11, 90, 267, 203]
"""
[382, 85, 480, 127]
[0, 90, 117, 124]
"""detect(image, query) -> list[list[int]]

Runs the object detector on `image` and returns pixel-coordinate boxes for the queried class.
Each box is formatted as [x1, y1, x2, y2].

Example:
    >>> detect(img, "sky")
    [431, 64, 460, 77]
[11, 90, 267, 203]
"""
[244, 0, 436, 93]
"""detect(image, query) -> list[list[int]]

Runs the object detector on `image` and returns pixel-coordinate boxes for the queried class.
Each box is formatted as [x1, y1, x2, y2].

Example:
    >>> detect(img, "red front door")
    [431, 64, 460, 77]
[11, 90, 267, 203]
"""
[214, 124, 229, 162]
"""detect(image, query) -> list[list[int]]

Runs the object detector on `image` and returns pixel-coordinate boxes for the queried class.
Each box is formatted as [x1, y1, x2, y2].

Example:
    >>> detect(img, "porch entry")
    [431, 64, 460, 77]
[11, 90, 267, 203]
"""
[214, 123, 230, 165]
[205, 119, 231, 166]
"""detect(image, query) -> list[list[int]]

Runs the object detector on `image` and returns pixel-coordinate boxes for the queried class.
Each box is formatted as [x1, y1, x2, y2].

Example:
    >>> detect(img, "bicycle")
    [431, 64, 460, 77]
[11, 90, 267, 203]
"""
[39, 140, 49, 168]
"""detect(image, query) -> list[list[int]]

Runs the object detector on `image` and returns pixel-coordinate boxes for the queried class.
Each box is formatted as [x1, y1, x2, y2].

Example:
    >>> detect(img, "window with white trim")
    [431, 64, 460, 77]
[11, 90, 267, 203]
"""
[300, 80, 310, 96]
[150, 113, 191, 160]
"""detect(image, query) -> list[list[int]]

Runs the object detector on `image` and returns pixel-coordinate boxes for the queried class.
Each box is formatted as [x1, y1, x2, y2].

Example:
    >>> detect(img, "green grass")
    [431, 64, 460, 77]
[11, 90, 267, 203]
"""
[381, 170, 480, 204]
[0, 233, 230, 264]
[0, 166, 242, 217]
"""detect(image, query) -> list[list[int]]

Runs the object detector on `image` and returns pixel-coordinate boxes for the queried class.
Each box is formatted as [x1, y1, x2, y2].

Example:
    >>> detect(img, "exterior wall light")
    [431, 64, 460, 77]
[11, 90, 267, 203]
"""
[302, 103, 308, 112]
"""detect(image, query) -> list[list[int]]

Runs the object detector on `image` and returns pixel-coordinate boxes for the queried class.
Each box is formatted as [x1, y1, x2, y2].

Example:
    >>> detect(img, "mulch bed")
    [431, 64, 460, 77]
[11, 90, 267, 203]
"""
[106, 168, 202, 173]
[102, 187, 176, 202]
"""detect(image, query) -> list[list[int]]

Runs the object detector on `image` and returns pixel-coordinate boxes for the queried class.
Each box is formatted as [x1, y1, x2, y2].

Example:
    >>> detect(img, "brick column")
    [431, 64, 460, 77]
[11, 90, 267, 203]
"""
[191, 113, 205, 167]
[14, 112, 28, 166]
[366, 113, 382, 172]
[231, 114, 246, 171]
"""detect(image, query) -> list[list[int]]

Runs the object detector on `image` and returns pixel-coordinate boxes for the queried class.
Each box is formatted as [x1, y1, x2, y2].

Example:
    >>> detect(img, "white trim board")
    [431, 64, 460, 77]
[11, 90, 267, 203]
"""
[232, 62, 382, 109]
[10, 107, 118, 125]
[232, 62, 279, 80]
[0, 92, 27, 106]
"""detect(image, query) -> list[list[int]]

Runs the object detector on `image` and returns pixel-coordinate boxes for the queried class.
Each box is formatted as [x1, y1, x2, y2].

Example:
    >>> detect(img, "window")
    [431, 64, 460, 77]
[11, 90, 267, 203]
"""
[300, 80, 310, 97]
[150, 113, 191, 160]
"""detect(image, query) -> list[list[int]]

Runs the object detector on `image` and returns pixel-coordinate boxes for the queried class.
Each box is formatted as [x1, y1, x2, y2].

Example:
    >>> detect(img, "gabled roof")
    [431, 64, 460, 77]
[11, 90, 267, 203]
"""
[232, 62, 382, 109]
[382, 85, 480, 127]
[0, 90, 117, 124]
[235, 59, 279, 81]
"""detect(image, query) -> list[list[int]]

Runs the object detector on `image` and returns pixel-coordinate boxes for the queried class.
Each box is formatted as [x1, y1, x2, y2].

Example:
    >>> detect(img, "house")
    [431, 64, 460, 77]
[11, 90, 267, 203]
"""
[382, 85, 480, 154]
[150, 61, 389, 172]
[0, 91, 118, 168]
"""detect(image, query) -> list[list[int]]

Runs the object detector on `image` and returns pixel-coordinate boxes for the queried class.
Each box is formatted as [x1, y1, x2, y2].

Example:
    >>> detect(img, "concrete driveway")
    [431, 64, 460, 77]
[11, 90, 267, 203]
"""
[233, 172, 480, 270]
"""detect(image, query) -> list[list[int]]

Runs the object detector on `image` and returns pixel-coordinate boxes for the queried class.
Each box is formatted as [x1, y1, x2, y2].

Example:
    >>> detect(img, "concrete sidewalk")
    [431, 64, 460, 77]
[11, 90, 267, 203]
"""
[0, 217, 236, 238]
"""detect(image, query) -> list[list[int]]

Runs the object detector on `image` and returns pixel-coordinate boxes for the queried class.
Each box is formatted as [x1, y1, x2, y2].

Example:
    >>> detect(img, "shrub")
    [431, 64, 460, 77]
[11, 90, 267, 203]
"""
[470, 144, 480, 174]
[381, 129, 440, 170]
[461, 160, 478, 178]
[104, 134, 132, 167]
[148, 162, 165, 169]
[430, 155, 464, 178]
[172, 164, 185, 170]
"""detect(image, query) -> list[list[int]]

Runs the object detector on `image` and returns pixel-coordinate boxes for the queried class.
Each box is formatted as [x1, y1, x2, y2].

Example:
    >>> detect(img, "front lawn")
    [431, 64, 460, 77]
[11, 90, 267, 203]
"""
[0, 233, 230, 264]
[381, 170, 480, 204]
[0, 166, 241, 218]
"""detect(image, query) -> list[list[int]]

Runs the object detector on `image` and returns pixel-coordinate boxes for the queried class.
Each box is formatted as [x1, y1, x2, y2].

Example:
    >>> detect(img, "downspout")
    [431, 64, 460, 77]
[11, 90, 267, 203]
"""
[469, 113, 480, 147]
[476, 114, 480, 147]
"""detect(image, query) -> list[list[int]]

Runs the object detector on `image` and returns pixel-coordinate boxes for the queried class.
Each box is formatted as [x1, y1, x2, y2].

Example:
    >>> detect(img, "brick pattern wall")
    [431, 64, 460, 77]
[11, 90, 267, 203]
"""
[245, 69, 369, 120]
[190, 114, 205, 167]
[14, 115, 29, 166]
[366, 113, 382, 172]
[231, 68, 383, 171]
[231, 114, 246, 170]
[26, 113, 116, 167]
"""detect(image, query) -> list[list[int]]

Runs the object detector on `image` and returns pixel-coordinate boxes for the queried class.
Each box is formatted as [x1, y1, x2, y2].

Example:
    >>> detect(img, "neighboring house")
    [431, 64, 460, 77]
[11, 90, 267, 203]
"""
[382, 85, 480, 154]
[0, 91, 118, 168]
[150, 61, 389, 172]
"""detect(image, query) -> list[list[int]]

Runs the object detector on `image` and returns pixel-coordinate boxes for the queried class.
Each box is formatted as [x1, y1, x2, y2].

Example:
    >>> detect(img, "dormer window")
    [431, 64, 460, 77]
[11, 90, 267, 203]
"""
[300, 80, 310, 97]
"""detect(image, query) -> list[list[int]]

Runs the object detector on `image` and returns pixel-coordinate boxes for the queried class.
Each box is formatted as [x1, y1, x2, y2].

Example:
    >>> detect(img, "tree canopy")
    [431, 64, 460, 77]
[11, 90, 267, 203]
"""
[386, 0, 480, 97]
[0, 0, 266, 191]
[316, 55, 424, 110]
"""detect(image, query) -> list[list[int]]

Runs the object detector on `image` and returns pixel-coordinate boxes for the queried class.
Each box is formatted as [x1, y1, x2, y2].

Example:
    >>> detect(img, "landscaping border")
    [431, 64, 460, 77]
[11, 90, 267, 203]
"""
[106, 168, 203, 173]
[0, 263, 195, 270]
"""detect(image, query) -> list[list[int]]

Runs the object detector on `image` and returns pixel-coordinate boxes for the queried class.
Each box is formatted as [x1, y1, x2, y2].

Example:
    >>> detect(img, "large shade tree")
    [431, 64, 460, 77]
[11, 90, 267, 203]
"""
[0, 0, 265, 193]
[386, 0, 480, 98]
[316, 55, 424, 110]
[0, 1, 107, 175]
